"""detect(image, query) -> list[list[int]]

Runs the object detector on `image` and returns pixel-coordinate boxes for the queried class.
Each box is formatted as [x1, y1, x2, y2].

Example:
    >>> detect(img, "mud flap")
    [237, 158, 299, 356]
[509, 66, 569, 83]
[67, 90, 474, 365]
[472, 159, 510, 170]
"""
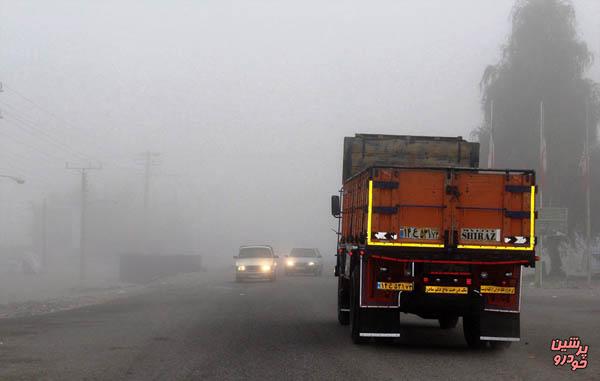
[358, 308, 401, 338]
[479, 311, 520, 342]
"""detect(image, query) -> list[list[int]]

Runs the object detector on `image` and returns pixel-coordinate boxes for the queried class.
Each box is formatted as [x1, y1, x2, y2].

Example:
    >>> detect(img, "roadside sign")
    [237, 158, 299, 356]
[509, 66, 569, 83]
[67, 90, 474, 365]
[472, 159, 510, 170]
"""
[592, 246, 600, 274]
[537, 207, 568, 236]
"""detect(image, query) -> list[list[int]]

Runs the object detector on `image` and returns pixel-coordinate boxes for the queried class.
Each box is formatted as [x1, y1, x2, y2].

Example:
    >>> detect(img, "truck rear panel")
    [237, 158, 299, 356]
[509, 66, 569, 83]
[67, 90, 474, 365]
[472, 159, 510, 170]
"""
[341, 166, 535, 254]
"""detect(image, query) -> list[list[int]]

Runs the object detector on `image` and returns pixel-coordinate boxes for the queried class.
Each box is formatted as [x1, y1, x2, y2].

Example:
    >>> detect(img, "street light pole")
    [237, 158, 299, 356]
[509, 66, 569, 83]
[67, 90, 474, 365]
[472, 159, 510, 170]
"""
[42, 198, 47, 271]
[0, 174, 25, 251]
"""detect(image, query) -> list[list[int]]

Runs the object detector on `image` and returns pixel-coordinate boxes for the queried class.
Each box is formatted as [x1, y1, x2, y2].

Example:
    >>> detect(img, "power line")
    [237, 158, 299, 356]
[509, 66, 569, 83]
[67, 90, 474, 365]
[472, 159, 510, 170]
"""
[0, 121, 69, 162]
[2, 83, 96, 137]
[1, 118, 80, 162]
[0, 151, 64, 188]
[0, 83, 149, 171]
[0, 103, 94, 161]
[0, 101, 88, 153]
[0, 140, 68, 172]
[0, 82, 99, 162]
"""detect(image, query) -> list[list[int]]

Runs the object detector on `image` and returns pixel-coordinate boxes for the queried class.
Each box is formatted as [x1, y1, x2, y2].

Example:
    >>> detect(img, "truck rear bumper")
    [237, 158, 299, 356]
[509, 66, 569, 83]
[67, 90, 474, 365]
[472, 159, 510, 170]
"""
[399, 290, 482, 317]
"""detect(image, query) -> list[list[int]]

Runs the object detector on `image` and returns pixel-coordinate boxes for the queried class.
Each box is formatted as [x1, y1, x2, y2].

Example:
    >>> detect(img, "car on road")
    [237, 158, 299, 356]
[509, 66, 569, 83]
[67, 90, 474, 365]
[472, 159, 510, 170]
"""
[284, 248, 323, 276]
[234, 245, 278, 282]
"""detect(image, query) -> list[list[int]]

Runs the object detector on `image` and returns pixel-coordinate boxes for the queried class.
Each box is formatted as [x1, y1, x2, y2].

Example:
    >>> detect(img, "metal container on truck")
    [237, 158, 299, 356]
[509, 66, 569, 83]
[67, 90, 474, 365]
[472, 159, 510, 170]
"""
[331, 134, 536, 348]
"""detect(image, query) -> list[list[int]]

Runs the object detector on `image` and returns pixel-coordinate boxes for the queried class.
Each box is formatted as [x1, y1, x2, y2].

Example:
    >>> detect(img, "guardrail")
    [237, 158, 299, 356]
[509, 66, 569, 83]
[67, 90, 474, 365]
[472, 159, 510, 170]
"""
[119, 254, 203, 283]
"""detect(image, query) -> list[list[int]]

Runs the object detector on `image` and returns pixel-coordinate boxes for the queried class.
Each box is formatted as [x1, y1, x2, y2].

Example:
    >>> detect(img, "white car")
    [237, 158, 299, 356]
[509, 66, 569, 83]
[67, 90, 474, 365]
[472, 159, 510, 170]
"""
[234, 245, 278, 282]
[284, 248, 323, 276]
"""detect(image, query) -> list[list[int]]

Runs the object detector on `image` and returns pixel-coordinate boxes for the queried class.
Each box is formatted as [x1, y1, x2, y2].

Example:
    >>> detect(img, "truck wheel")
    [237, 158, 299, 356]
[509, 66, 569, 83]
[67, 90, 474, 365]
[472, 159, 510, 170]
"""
[439, 316, 459, 329]
[463, 314, 484, 349]
[350, 267, 366, 344]
[337, 277, 350, 325]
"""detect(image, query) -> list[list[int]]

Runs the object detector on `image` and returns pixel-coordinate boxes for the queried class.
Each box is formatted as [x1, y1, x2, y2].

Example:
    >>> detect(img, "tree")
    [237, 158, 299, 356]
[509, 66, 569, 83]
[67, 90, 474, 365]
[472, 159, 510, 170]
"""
[475, 0, 600, 277]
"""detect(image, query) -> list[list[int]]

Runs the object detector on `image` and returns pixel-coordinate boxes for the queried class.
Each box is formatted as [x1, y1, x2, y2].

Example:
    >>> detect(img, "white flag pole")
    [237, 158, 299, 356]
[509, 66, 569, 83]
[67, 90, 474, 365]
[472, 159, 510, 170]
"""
[539, 100, 544, 207]
[536, 100, 544, 288]
[586, 101, 591, 287]
[487, 100, 494, 168]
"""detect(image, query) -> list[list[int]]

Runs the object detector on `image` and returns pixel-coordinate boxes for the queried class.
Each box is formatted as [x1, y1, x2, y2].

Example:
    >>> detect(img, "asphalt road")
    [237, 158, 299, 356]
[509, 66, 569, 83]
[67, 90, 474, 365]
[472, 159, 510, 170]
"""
[0, 268, 598, 380]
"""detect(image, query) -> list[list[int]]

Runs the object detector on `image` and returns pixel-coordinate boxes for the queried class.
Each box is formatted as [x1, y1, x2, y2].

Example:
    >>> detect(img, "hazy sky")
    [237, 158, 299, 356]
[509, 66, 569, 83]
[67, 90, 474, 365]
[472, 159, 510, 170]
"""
[1, 1, 599, 257]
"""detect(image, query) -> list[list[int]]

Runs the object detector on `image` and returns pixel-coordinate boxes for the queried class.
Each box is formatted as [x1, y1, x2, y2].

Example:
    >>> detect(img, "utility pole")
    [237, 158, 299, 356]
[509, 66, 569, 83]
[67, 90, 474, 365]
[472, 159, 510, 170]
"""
[66, 163, 101, 282]
[139, 151, 160, 213]
[137, 152, 160, 254]
[42, 197, 47, 271]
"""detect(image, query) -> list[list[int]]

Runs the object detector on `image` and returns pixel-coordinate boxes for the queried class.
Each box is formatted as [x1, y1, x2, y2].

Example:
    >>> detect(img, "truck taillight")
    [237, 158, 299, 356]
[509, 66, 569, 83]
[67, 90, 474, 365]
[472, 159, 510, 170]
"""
[466, 278, 472, 285]
[423, 277, 429, 284]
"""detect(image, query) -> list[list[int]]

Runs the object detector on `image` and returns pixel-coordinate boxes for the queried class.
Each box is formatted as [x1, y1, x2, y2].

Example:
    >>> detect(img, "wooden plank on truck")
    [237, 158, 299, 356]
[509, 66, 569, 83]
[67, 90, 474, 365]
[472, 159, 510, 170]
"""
[342, 134, 480, 182]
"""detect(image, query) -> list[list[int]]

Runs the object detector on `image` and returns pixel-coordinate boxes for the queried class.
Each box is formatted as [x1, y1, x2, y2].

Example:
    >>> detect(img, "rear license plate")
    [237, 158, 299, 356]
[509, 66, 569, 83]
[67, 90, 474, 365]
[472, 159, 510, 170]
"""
[480, 285, 515, 294]
[425, 286, 468, 294]
[377, 282, 414, 291]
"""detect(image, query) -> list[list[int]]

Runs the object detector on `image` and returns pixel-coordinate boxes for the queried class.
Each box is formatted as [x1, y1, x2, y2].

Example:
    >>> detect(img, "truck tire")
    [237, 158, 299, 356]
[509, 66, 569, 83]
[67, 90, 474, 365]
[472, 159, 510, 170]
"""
[463, 314, 484, 349]
[337, 277, 350, 325]
[350, 267, 366, 344]
[439, 316, 459, 329]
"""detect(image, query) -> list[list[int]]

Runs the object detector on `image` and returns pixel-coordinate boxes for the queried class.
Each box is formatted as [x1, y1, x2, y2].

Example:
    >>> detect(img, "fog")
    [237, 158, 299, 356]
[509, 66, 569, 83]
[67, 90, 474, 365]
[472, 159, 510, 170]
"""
[1, 0, 599, 274]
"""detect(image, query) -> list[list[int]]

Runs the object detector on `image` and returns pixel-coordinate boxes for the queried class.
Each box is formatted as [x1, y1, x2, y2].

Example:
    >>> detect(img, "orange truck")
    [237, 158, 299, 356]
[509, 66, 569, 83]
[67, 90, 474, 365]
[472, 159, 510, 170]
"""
[331, 134, 537, 348]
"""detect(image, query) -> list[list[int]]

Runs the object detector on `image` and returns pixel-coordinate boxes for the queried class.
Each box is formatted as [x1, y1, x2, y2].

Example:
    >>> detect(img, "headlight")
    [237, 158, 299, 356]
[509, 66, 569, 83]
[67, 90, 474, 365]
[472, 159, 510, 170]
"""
[286, 260, 295, 267]
[261, 264, 271, 272]
[237, 265, 245, 271]
[308, 262, 315, 266]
